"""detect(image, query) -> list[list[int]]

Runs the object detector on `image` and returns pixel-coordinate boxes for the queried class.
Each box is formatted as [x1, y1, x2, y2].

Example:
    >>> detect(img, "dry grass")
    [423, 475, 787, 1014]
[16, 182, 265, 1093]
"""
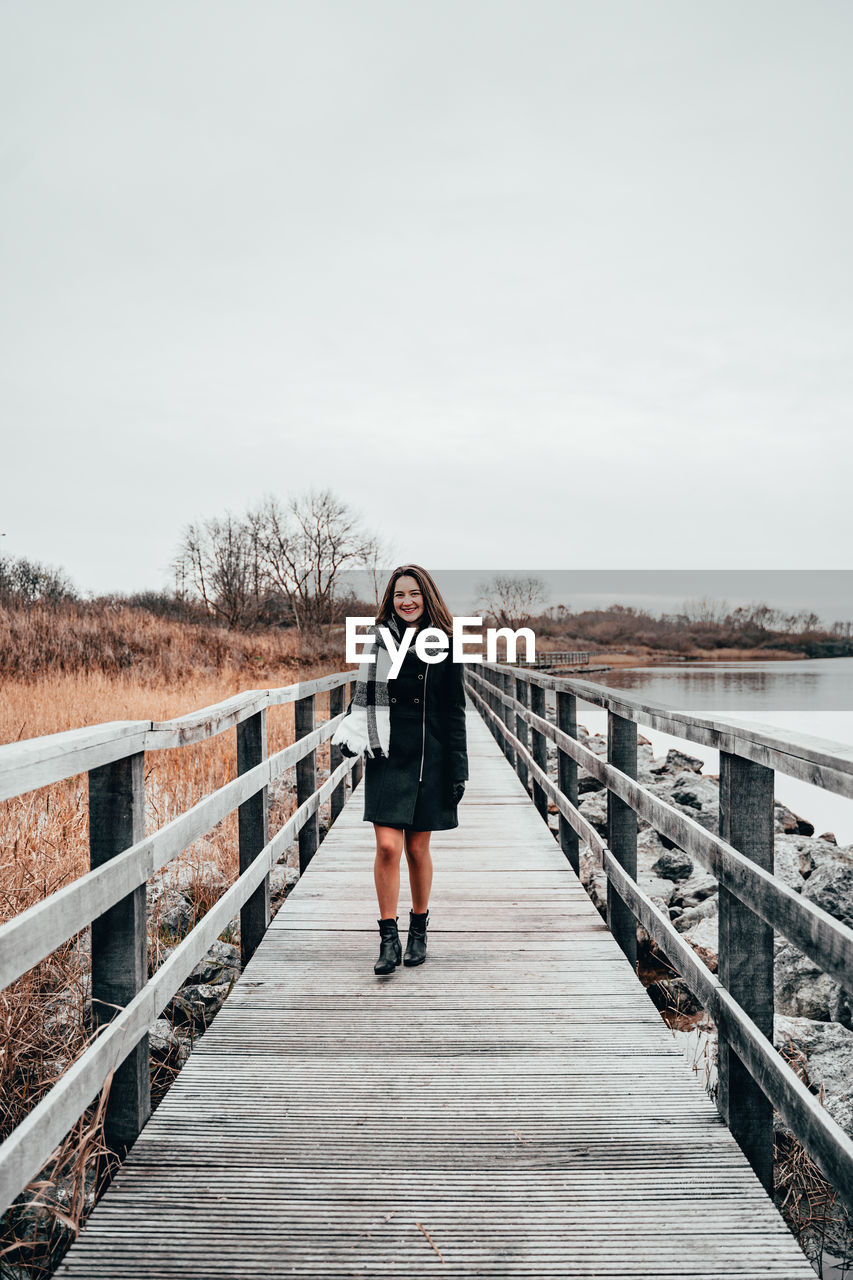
[0, 651, 347, 1276]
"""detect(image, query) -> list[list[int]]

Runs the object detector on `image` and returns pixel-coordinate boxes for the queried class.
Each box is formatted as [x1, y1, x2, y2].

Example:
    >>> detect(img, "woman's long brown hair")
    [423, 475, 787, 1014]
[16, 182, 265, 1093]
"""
[375, 565, 454, 634]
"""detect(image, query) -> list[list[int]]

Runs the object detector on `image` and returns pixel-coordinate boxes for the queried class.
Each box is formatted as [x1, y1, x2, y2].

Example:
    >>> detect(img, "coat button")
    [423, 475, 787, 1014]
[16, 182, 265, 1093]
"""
[418, 673, 423, 679]
[390, 697, 396, 703]
[413, 698, 419, 704]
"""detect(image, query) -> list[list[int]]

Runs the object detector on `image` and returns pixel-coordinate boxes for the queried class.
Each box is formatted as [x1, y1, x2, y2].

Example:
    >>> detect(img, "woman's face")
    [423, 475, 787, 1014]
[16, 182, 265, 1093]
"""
[393, 575, 425, 625]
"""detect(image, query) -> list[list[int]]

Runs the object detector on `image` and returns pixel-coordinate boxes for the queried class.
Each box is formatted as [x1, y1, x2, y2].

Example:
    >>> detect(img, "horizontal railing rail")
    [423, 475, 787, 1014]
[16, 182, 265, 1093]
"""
[511, 650, 589, 668]
[465, 661, 853, 1214]
[0, 670, 360, 1216]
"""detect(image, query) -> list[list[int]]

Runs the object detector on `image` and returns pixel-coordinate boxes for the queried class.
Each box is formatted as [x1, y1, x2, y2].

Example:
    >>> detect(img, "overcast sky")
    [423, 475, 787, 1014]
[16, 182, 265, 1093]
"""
[2, 1, 851, 596]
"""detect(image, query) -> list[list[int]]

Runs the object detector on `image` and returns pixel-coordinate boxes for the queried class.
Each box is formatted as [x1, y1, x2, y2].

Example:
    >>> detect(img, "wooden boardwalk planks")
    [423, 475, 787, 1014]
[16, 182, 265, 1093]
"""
[57, 706, 814, 1277]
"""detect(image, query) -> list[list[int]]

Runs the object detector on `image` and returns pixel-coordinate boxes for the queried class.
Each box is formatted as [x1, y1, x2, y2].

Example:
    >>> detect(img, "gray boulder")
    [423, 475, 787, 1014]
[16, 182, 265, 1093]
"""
[169, 981, 233, 1028]
[270, 864, 300, 897]
[638, 873, 676, 908]
[671, 869, 717, 909]
[149, 858, 227, 902]
[578, 790, 608, 835]
[187, 939, 241, 985]
[669, 770, 719, 813]
[652, 847, 694, 881]
[774, 938, 852, 1027]
[774, 1015, 853, 1137]
[148, 885, 194, 938]
[650, 748, 704, 776]
[774, 801, 815, 836]
[801, 858, 853, 929]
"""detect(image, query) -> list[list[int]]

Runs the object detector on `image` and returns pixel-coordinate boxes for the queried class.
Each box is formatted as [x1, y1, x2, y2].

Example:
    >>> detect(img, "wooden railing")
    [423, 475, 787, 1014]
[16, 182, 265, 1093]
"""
[464, 660, 853, 1212]
[512, 650, 589, 668]
[0, 671, 360, 1216]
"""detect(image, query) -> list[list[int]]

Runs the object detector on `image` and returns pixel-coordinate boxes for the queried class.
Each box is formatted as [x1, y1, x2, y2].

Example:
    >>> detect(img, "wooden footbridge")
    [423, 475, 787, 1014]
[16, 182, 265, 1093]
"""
[2, 661, 853, 1277]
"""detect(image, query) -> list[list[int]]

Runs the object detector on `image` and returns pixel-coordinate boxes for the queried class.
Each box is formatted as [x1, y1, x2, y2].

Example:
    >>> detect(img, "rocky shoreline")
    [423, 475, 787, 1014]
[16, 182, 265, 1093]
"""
[539, 715, 853, 1145]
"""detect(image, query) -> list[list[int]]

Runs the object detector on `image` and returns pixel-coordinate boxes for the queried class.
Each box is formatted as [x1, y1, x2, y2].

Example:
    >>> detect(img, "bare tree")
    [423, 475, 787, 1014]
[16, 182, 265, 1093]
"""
[360, 531, 400, 607]
[0, 555, 76, 605]
[681, 597, 730, 625]
[173, 513, 264, 627]
[474, 574, 549, 628]
[249, 488, 376, 632]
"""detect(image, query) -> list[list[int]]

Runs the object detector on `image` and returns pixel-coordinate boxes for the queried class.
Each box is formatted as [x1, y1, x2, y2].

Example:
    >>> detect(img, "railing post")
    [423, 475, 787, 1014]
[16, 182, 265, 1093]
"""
[501, 667, 515, 769]
[718, 750, 775, 1194]
[349, 679, 363, 791]
[529, 680, 548, 820]
[88, 752, 149, 1153]
[329, 684, 346, 824]
[237, 709, 270, 967]
[514, 676, 529, 791]
[295, 692, 319, 873]
[606, 711, 637, 973]
[556, 690, 579, 874]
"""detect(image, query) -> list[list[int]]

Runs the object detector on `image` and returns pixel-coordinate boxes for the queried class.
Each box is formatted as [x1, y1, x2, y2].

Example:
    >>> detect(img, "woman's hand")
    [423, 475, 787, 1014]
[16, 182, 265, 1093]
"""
[338, 743, 358, 758]
[449, 780, 465, 805]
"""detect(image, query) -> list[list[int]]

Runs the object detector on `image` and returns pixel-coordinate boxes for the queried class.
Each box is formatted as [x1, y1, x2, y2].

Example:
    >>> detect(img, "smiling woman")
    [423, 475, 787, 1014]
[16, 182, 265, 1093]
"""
[331, 564, 468, 975]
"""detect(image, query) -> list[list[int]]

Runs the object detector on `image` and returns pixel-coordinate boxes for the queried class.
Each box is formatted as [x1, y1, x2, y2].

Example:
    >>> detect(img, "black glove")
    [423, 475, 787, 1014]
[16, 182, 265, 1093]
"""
[449, 780, 466, 805]
[338, 743, 358, 759]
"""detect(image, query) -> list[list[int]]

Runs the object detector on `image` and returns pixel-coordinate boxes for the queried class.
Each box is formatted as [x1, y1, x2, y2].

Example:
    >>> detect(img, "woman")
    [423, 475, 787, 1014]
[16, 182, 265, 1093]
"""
[331, 565, 468, 975]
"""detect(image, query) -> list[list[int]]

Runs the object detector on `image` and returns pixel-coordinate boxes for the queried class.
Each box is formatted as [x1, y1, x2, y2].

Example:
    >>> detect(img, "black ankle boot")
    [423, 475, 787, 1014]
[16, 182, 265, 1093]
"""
[374, 917, 401, 974]
[403, 908, 429, 966]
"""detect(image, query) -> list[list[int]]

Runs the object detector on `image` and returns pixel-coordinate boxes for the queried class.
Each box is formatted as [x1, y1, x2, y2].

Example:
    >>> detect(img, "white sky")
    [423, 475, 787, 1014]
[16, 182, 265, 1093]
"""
[2, 1, 852, 594]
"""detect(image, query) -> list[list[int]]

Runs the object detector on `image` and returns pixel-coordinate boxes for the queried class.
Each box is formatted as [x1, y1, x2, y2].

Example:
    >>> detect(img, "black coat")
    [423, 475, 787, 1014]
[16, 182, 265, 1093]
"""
[362, 631, 468, 831]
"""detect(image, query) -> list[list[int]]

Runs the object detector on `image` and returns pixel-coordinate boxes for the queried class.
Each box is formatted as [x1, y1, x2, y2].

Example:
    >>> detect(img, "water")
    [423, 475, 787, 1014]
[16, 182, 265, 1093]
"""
[547, 656, 853, 845]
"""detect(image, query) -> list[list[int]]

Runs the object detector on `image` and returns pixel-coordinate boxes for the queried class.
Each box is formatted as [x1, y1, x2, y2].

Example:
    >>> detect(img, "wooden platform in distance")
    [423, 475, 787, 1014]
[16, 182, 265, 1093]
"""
[58, 705, 814, 1278]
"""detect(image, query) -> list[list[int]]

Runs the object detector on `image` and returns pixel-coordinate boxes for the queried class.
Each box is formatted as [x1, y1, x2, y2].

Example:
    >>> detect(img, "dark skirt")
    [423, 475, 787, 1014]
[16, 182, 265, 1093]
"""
[363, 707, 459, 831]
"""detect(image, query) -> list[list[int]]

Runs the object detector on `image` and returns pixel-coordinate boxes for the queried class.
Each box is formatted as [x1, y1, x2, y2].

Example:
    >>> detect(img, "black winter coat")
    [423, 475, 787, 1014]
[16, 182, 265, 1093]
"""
[362, 629, 468, 831]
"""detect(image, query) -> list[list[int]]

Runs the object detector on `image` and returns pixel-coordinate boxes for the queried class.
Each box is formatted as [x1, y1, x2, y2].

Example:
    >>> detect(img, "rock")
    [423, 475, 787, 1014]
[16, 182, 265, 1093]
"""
[270, 865, 300, 897]
[669, 771, 719, 813]
[149, 886, 194, 938]
[587, 869, 608, 918]
[149, 1017, 182, 1056]
[671, 870, 717, 909]
[774, 1015, 853, 1137]
[647, 975, 703, 1017]
[578, 774, 604, 795]
[774, 939, 851, 1027]
[674, 895, 718, 934]
[638, 874, 676, 907]
[650, 749, 704, 776]
[774, 802, 815, 837]
[150, 859, 227, 902]
[684, 915, 719, 958]
[801, 858, 853, 929]
[187, 939, 241, 985]
[578, 842, 600, 887]
[578, 790, 608, 835]
[819, 832, 838, 844]
[772, 835, 815, 890]
[637, 828, 671, 869]
[169, 981, 233, 1028]
[652, 848, 694, 881]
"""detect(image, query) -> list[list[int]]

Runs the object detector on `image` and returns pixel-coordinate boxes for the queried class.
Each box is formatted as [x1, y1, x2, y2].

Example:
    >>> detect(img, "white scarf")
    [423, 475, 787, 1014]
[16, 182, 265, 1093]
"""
[330, 615, 400, 758]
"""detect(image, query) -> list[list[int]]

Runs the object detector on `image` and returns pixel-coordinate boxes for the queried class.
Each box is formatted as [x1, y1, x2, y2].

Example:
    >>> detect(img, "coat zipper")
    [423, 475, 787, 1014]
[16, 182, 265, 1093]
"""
[418, 664, 429, 781]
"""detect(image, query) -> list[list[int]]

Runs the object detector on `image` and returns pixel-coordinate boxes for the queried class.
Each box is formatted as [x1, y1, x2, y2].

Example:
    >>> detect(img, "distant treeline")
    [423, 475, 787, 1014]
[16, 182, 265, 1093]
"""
[3, 554, 852, 677]
[533, 601, 853, 659]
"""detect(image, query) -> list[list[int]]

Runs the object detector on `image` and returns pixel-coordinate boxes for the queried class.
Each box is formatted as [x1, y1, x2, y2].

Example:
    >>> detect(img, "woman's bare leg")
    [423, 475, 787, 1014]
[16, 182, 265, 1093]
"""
[403, 829, 433, 913]
[373, 824, 405, 918]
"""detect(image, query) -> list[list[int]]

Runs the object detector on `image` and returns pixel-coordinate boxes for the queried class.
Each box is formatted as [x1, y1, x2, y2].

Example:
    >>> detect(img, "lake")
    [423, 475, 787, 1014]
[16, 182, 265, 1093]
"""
[543, 656, 853, 846]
